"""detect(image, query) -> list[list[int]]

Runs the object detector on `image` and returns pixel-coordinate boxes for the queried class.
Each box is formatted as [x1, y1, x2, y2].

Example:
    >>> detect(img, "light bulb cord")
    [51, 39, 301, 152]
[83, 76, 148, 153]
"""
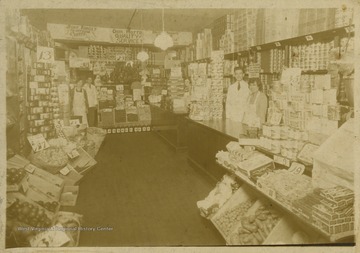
[162, 8, 165, 32]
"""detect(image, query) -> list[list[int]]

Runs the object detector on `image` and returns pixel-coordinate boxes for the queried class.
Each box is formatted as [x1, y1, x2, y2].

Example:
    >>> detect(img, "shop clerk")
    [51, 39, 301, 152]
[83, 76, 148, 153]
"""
[70, 80, 89, 126]
[84, 77, 98, 127]
[242, 78, 268, 128]
[226, 67, 250, 122]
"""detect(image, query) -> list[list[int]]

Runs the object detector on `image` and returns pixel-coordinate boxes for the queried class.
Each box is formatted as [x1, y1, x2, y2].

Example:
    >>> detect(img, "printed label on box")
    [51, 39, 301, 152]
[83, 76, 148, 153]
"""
[27, 134, 50, 152]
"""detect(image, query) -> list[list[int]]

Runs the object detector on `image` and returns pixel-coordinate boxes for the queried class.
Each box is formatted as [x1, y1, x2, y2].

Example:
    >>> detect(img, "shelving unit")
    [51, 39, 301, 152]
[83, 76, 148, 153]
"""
[216, 161, 354, 243]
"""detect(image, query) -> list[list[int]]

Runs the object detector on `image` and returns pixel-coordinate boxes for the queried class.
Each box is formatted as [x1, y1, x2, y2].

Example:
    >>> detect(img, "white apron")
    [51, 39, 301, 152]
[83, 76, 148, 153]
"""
[73, 89, 88, 126]
[243, 92, 261, 128]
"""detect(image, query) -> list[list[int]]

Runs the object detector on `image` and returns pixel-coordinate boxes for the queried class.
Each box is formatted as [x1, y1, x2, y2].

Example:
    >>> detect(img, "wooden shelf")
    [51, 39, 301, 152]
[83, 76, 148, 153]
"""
[216, 161, 354, 243]
[223, 25, 354, 59]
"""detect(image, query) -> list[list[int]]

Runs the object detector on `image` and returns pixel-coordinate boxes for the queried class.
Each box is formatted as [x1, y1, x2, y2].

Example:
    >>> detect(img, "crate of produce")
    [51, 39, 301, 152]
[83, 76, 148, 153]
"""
[7, 192, 55, 228]
[7, 168, 29, 192]
[28, 147, 69, 174]
[27, 173, 63, 201]
[25, 185, 60, 215]
[210, 185, 257, 242]
[227, 199, 283, 245]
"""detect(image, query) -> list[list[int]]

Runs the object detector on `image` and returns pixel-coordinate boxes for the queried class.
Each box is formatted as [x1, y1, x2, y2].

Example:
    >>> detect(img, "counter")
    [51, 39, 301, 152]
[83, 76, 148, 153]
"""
[186, 118, 246, 182]
[150, 104, 188, 152]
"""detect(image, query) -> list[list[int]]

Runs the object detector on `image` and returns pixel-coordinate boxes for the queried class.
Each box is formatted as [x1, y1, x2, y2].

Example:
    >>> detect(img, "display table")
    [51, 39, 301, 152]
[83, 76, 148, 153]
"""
[186, 118, 245, 182]
[150, 104, 188, 152]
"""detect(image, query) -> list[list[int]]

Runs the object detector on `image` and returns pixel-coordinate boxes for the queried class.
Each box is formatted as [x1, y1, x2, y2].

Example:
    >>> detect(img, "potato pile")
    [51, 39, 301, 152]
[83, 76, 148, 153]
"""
[213, 200, 254, 237]
[229, 206, 280, 245]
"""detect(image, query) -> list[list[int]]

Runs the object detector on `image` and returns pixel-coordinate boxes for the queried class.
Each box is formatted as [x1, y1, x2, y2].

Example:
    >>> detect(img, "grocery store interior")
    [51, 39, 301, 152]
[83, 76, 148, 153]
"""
[4, 7, 357, 248]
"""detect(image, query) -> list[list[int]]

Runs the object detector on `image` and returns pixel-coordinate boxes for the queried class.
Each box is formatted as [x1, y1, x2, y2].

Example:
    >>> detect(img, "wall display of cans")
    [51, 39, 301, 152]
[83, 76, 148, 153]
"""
[289, 41, 334, 71]
[28, 62, 56, 139]
[209, 51, 224, 119]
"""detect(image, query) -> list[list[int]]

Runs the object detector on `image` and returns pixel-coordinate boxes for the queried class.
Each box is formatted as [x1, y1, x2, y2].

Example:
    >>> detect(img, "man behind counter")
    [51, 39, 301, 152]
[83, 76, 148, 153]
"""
[226, 67, 250, 122]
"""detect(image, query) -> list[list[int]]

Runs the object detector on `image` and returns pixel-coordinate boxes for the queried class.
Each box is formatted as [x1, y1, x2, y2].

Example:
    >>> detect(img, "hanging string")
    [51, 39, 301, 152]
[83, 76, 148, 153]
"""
[162, 9, 165, 32]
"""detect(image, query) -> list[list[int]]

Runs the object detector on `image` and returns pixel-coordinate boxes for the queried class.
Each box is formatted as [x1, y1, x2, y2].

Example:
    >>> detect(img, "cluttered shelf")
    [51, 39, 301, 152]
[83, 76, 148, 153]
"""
[223, 25, 354, 59]
[215, 161, 354, 243]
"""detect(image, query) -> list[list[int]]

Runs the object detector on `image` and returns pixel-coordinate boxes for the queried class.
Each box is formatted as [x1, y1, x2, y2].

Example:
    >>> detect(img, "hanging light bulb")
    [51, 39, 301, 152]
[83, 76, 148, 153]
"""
[154, 9, 173, 51]
[137, 11, 149, 62]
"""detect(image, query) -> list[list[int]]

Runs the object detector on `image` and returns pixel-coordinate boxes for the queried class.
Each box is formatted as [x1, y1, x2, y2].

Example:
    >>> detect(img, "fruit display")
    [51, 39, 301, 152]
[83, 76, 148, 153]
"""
[197, 175, 240, 218]
[7, 198, 52, 228]
[213, 199, 255, 237]
[7, 168, 26, 185]
[257, 169, 313, 207]
[229, 205, 281, 245]
[29, 147, 68, 174]
[35, 201, 59, 213]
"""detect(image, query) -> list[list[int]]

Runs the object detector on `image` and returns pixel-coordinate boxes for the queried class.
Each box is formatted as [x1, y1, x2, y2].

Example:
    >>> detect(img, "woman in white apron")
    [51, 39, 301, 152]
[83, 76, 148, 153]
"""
[242, 78, 268, 128]
[71, 80, 89, 126]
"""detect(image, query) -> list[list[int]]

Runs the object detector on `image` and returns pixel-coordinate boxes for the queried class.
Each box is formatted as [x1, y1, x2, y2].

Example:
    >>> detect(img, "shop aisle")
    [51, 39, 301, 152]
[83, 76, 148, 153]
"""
[69, 132, 225, 246]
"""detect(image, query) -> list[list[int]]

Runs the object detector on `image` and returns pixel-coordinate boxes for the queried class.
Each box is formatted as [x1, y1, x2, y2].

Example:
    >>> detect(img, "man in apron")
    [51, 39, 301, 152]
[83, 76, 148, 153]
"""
[71, 80, 89, 126]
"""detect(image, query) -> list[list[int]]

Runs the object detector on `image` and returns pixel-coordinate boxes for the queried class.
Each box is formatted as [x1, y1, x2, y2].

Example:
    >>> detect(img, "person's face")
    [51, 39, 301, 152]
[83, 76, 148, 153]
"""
[249, 82, 259, 94]
[76, 81, 83, 90]
[234, 70, 244, 81]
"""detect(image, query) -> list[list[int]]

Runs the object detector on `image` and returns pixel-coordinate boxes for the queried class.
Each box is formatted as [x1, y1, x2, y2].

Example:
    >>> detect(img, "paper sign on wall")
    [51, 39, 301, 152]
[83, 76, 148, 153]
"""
[27, 134, 50, 152]
[37, 46, 55, 63]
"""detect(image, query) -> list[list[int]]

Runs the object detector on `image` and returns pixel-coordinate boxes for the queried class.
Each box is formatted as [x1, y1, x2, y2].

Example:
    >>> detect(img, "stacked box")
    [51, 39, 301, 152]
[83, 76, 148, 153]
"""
[209, 51, 224, 119]
[211, 14, 234, 50]
[167, 78, 184, 98]
[233, 9, 257, 52]
[289, 41, 333, 71]
[219, 29, 235, 54]
[298, 9, 335, 36]
[28, 62, 56, 139]
[312, 186, 354, 235]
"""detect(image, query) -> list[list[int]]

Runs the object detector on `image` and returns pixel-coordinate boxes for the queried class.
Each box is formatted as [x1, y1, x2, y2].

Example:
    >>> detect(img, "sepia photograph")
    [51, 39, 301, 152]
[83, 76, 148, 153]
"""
[1, 0, 359, 252]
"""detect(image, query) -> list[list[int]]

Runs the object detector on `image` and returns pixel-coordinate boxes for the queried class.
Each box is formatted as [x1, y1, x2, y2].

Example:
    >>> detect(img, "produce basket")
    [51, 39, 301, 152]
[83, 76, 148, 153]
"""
[86, 127, 107, 156]
[28, 147, 68, 175]
[210, 184, 257, 242]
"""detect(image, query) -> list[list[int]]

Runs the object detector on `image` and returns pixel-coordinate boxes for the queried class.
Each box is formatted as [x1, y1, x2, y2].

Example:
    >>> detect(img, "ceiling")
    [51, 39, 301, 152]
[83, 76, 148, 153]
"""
[21, 9, 235, 33]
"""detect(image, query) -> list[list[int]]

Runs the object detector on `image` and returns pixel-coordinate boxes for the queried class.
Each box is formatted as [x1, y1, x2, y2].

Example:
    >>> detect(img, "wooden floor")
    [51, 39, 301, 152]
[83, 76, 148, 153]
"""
[66, 132, 225, 246]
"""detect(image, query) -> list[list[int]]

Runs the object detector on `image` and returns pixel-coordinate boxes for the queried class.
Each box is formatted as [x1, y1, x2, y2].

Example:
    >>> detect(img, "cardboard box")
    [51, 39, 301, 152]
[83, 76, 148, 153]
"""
[25, 164, 64, 188]
[236, 153, 274, 178]
[27, 174, 63, 201]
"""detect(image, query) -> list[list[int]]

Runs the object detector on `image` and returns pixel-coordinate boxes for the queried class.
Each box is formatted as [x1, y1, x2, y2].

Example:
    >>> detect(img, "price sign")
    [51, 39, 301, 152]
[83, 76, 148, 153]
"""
[37, 46, 55, 63]
[69, 119, 81, 126]
[116, 53, 126, 62]
[25, 164, 37, 174]
[275, 42, 281, 47]
[27, 134, 50, 152]
[116, 85, 124, 91]
[67, 149, 80, 159]
[60, 166, 71, 176]
[274, 155, 291, 167]
[305, 35, 313, 41]
[288, 162, 305, 175]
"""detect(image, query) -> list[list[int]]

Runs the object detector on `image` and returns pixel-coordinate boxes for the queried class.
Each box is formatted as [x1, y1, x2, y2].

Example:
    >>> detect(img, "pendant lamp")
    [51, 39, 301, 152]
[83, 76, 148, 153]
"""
[137, 11, 149, 62]
[154, 9, 173, 51]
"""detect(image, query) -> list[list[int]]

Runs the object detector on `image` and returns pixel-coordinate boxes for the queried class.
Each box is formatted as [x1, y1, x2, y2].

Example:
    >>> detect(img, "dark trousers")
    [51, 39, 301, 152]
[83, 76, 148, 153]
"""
[87, 107, 98, 127]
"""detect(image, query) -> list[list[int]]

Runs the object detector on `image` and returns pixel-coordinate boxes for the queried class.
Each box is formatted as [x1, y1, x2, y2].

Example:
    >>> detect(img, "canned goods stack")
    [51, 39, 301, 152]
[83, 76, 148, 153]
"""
[27, 62, 56, 139]
[210, 51, 224, 119]
[261, 124, 308, 159]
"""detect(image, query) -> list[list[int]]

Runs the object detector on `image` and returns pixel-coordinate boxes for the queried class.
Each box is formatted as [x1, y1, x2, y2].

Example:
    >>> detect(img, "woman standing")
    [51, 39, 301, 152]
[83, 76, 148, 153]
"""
[70, 80, 89, 126]
[242, 78, 268, 128]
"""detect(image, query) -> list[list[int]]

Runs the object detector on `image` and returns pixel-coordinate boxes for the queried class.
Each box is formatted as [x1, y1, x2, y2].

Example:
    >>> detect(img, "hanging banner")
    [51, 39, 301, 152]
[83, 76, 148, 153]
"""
[248, 63, 261, 78]
[47, 23, 192, 46]
[109, 29, 143, 44]
[37, 46, 55, 63]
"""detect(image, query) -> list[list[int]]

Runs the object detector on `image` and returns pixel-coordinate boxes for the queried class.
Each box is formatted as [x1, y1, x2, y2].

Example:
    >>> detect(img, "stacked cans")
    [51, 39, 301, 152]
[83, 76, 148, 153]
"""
[209, 51, 224, 119]
[27, 62, 56, 139]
